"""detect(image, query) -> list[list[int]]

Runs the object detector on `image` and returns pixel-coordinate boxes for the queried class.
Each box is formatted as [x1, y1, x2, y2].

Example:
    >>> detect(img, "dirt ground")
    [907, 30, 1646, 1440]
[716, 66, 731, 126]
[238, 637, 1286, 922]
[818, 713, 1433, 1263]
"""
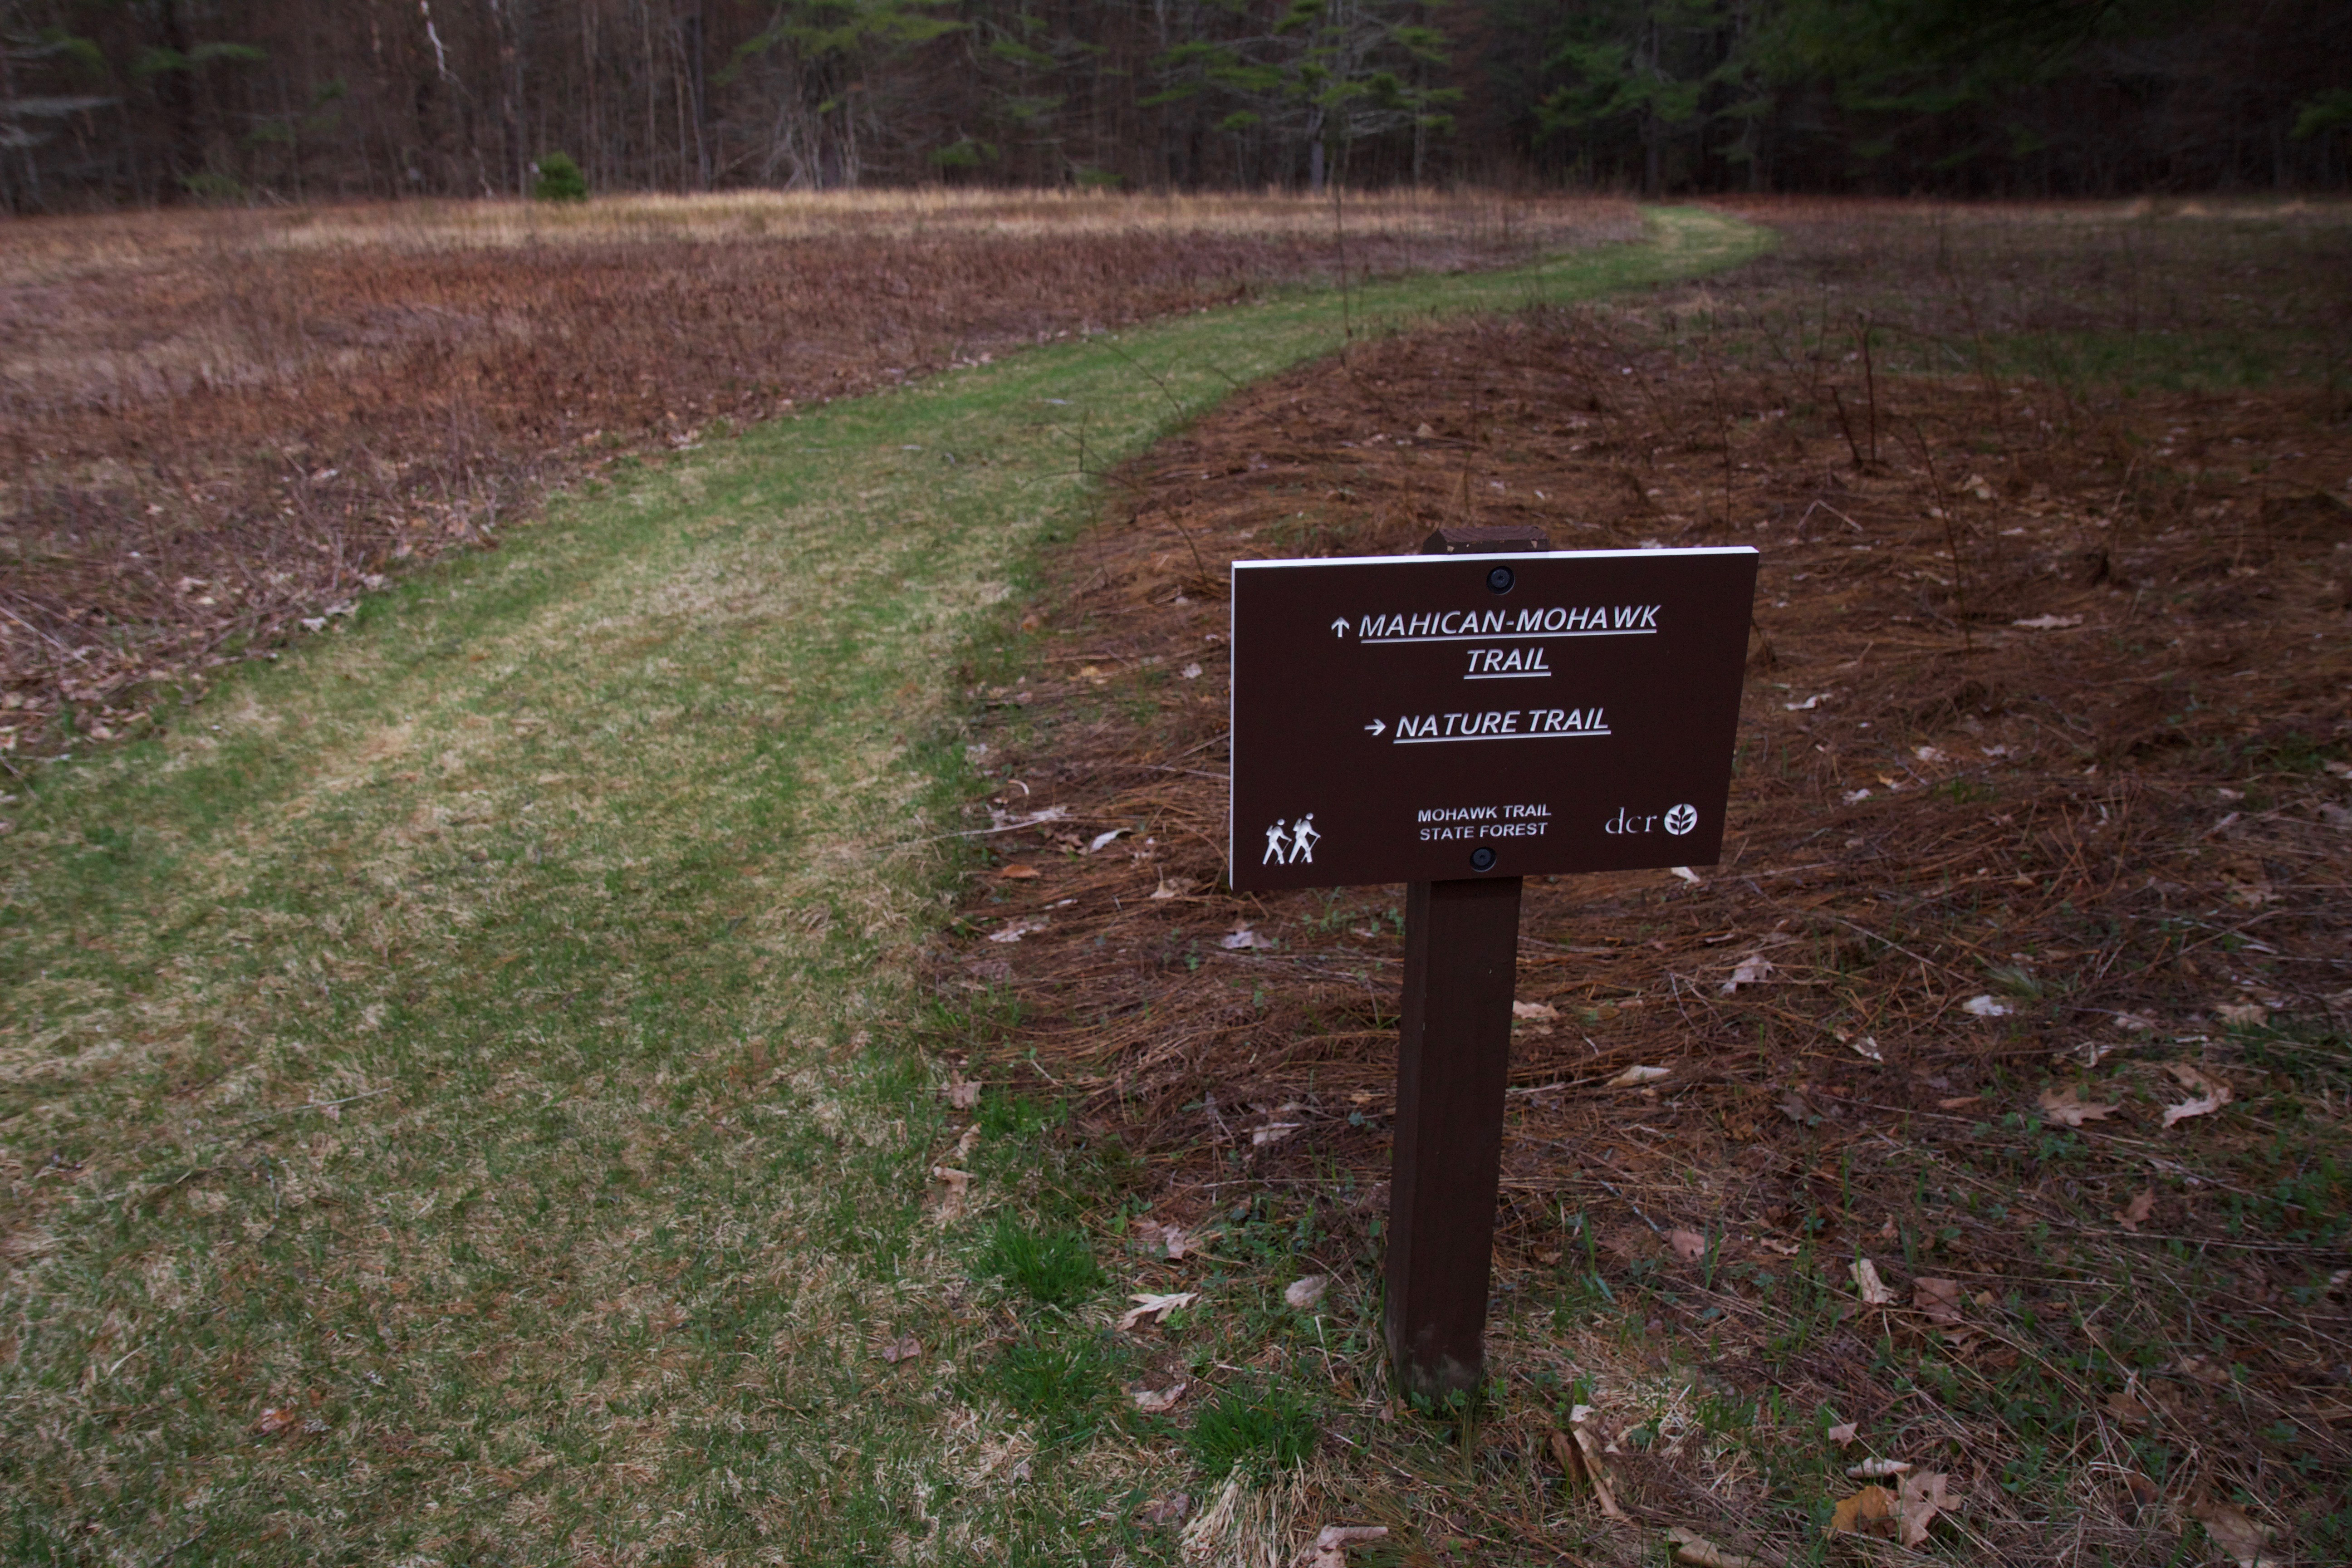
[936, 204, 2352, 1560]
[0, 191, 1634, 755]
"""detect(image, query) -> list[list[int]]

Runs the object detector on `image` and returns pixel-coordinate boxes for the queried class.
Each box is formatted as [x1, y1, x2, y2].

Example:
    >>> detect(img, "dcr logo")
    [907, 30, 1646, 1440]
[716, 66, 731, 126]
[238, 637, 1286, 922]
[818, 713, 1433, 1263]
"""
[1603, 804, 1699, 836]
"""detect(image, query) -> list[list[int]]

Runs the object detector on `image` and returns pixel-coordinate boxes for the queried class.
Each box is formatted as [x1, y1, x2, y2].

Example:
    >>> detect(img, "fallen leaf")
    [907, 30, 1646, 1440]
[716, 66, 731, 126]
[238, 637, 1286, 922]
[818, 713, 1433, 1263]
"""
[1131, 1382, 1187, 1413]
[1301, 1524, 1390, 1568]
[1846, 1457, 1911, 1478]
[1720, 953, 1774, 993]
[1180, 662, 1203, 679]
[2105, 1391, 2152, 1426]
[953, 1125, 982, 1158]
[1606, 1064, 1670, 1088]
[1912, 1278, 1965, 1326]
[1220, 927, 1275, 951]
[1512, 1000, 1560, 1021]
[1160, 1225, 1196, 1260]
[1548, 1417, 1627, 1520]
[1826, 1421, 1859, 1445]
[1149, 877, 1195, 900]
[2214, 1000, 2268, 1028]
[2190, 1499, 2276, 1568]
[254, 1406, 300, 1437]
[1283, 1274, 1330, 1310]
[1414, 422, 1437, 438]
[2038, 1085, 2120, 1127]
[1847, 1034, 1885, 1063]
[1842, 787, 1873, 804]
[1667, 1229, 1707, 1264]
[1913, 745, 1946, 762]
[2176, 1355, 2235, 1387]
[1963, 994, 2010, 1017]
[878, 1333, 922, 1364]
[1664, 1525, 1762, 1568]
[988, 918, 1047, 944]
[1670, 865, 1703, 884]
[1785, 692, 1827, 710]
[1251, 1121, 1302, 1145]
[2012, 613, 2083, 629]
[2122, 1471, 2160, 1508]
[1828, 1485, 1900, 1539]
[1936, 1094, 1981, 1110]
[946, 1075, 984, 1110]
[1085, 828, 1129, 853]
[1897, 1471, 1956, 1548]
[1138, 1493, 1191, 1524]
[2166, 1061, 2230, 1095]
[996, 863, 1042, 879]
[2115, 1187, 2155, 1232]
[2161, 1062, 2233, 1127]
[2162, 1090, 2228, 1128]
[1851, 1257, 1897, 1306]
[1117, 1291, 1198, 1331]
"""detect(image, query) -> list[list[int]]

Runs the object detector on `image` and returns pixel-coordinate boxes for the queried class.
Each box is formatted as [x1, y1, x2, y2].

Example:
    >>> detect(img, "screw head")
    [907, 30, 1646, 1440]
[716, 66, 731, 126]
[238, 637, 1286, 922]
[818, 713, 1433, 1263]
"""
[1470, 847, 1498, 871]
[1485, 565, 1515, 594]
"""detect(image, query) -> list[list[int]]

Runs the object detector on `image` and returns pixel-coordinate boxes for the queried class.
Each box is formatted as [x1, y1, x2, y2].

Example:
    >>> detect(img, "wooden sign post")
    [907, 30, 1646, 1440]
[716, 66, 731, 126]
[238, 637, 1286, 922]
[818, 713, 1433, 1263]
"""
[1229, 530, 1758, 1398]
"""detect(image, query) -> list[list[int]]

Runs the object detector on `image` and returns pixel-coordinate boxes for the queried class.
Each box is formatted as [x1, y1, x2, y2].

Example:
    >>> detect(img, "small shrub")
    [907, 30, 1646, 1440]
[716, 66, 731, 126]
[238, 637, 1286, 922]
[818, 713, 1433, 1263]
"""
[1185, 1382, 1319, 1480]
[980, 1214, 1101, 1308]
[533, 152, 588, 202]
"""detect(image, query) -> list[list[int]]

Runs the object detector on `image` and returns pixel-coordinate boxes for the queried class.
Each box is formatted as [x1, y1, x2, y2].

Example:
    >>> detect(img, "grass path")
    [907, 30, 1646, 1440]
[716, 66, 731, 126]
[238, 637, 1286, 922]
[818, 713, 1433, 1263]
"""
[0, 207, 1765, 1564]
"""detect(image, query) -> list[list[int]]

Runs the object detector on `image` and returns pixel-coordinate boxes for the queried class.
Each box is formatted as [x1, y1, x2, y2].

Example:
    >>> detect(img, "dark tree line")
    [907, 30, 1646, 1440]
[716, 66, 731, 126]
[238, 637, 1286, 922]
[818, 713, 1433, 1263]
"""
[2, 0, 2347, 210]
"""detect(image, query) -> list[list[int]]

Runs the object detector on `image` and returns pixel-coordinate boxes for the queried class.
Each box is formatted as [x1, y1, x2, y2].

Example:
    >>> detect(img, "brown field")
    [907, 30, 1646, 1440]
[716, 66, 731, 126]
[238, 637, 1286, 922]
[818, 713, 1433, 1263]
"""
[936, 201, 2352, 1561]
[0, 189, 1637, 755]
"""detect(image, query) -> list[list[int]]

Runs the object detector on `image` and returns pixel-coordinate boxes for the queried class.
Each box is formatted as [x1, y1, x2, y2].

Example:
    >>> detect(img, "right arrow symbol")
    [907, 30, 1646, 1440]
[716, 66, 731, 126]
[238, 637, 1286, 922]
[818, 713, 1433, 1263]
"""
[1364, 719, 1387, 737]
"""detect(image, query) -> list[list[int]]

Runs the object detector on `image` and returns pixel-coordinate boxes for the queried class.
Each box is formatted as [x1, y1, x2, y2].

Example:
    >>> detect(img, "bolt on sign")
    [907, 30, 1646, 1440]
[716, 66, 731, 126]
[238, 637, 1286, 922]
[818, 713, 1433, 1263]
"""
[1229, 547, 1760, 891]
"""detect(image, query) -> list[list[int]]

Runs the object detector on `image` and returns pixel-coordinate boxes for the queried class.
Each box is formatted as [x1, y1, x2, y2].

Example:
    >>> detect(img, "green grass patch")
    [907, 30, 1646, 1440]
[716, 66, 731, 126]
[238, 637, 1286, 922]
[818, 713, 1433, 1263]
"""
[1184, 1381, 1322, 1480]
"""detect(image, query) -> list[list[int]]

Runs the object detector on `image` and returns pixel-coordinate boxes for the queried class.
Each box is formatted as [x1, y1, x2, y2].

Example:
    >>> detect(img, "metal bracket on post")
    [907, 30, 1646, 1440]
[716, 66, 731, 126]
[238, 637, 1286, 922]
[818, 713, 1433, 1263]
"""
[1383, 523, 1550, 1401]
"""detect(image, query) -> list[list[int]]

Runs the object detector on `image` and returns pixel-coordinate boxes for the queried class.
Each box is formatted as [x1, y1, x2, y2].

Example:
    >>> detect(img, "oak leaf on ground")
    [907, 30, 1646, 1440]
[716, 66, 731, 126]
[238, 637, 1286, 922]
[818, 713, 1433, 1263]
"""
[2190, 1499, 2276, 1567]
[1663, 1526, 1762, 1568]
[2038, 1085, 2119, 1127]
[1850, 1257, 1897, 1305]
[1897, 1471, 1957, 1548]
[1828, 1485, 1899, 1538]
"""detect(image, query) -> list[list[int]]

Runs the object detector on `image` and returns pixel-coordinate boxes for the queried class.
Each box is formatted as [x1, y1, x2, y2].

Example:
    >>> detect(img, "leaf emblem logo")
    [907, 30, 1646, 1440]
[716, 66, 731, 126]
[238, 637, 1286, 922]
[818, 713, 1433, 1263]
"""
[1664, 803, 1698, 836]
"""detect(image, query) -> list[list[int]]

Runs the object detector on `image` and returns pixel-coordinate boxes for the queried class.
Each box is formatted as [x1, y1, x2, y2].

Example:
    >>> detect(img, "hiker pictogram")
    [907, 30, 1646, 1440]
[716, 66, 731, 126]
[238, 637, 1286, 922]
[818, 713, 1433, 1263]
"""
[1261, 814, 1323, 865]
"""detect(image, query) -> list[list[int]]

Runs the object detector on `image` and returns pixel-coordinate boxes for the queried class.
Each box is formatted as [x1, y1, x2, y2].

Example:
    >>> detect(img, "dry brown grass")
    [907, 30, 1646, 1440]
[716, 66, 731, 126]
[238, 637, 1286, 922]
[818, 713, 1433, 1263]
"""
[0, 190, 1637, 755]
[932, 203, 2352, 1562]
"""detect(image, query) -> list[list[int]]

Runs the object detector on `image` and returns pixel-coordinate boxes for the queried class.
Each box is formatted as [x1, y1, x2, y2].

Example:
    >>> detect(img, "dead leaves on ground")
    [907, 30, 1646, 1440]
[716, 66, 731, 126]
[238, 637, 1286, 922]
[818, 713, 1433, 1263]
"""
[1849, 1256, 1898, 1306]
[2190, 1499, 2279, 1567]
[2115, 1186, 2156, 1232]
[2161, 1062, 2234, 1127]
[1831, 1470, 1956, 1548]
[1297, 1524, 1388, 1568]
[1129, 1381, 1188, 1413]
[1664, 1526, 1763, 1568]
[1117, 1291, 1198, 1331]
[1548, 1407, 1628, 1520]
[2038, 1084, 2120, 1127]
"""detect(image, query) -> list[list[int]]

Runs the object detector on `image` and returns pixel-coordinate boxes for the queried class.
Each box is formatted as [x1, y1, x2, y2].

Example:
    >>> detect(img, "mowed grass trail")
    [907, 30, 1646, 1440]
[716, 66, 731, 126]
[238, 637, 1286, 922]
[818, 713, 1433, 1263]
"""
[0, 208, 1764, 1564]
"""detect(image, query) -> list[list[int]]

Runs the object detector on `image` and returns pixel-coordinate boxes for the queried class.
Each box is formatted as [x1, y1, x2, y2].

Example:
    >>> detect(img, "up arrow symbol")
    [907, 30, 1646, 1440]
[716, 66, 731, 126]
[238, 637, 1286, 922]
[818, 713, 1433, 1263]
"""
[1330, 617, 1349, 637]
[1364, 719, 1387, 737]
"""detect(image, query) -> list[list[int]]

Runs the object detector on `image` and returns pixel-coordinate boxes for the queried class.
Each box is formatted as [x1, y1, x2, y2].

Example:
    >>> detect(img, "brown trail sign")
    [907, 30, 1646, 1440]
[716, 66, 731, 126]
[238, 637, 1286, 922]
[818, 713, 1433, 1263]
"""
[1230, 530, 1758, 1397]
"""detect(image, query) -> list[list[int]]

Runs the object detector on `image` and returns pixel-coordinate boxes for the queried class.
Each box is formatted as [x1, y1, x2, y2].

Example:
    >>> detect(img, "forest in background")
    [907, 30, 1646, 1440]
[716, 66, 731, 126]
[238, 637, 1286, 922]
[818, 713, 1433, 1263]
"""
[2, 0, 2349, 210]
